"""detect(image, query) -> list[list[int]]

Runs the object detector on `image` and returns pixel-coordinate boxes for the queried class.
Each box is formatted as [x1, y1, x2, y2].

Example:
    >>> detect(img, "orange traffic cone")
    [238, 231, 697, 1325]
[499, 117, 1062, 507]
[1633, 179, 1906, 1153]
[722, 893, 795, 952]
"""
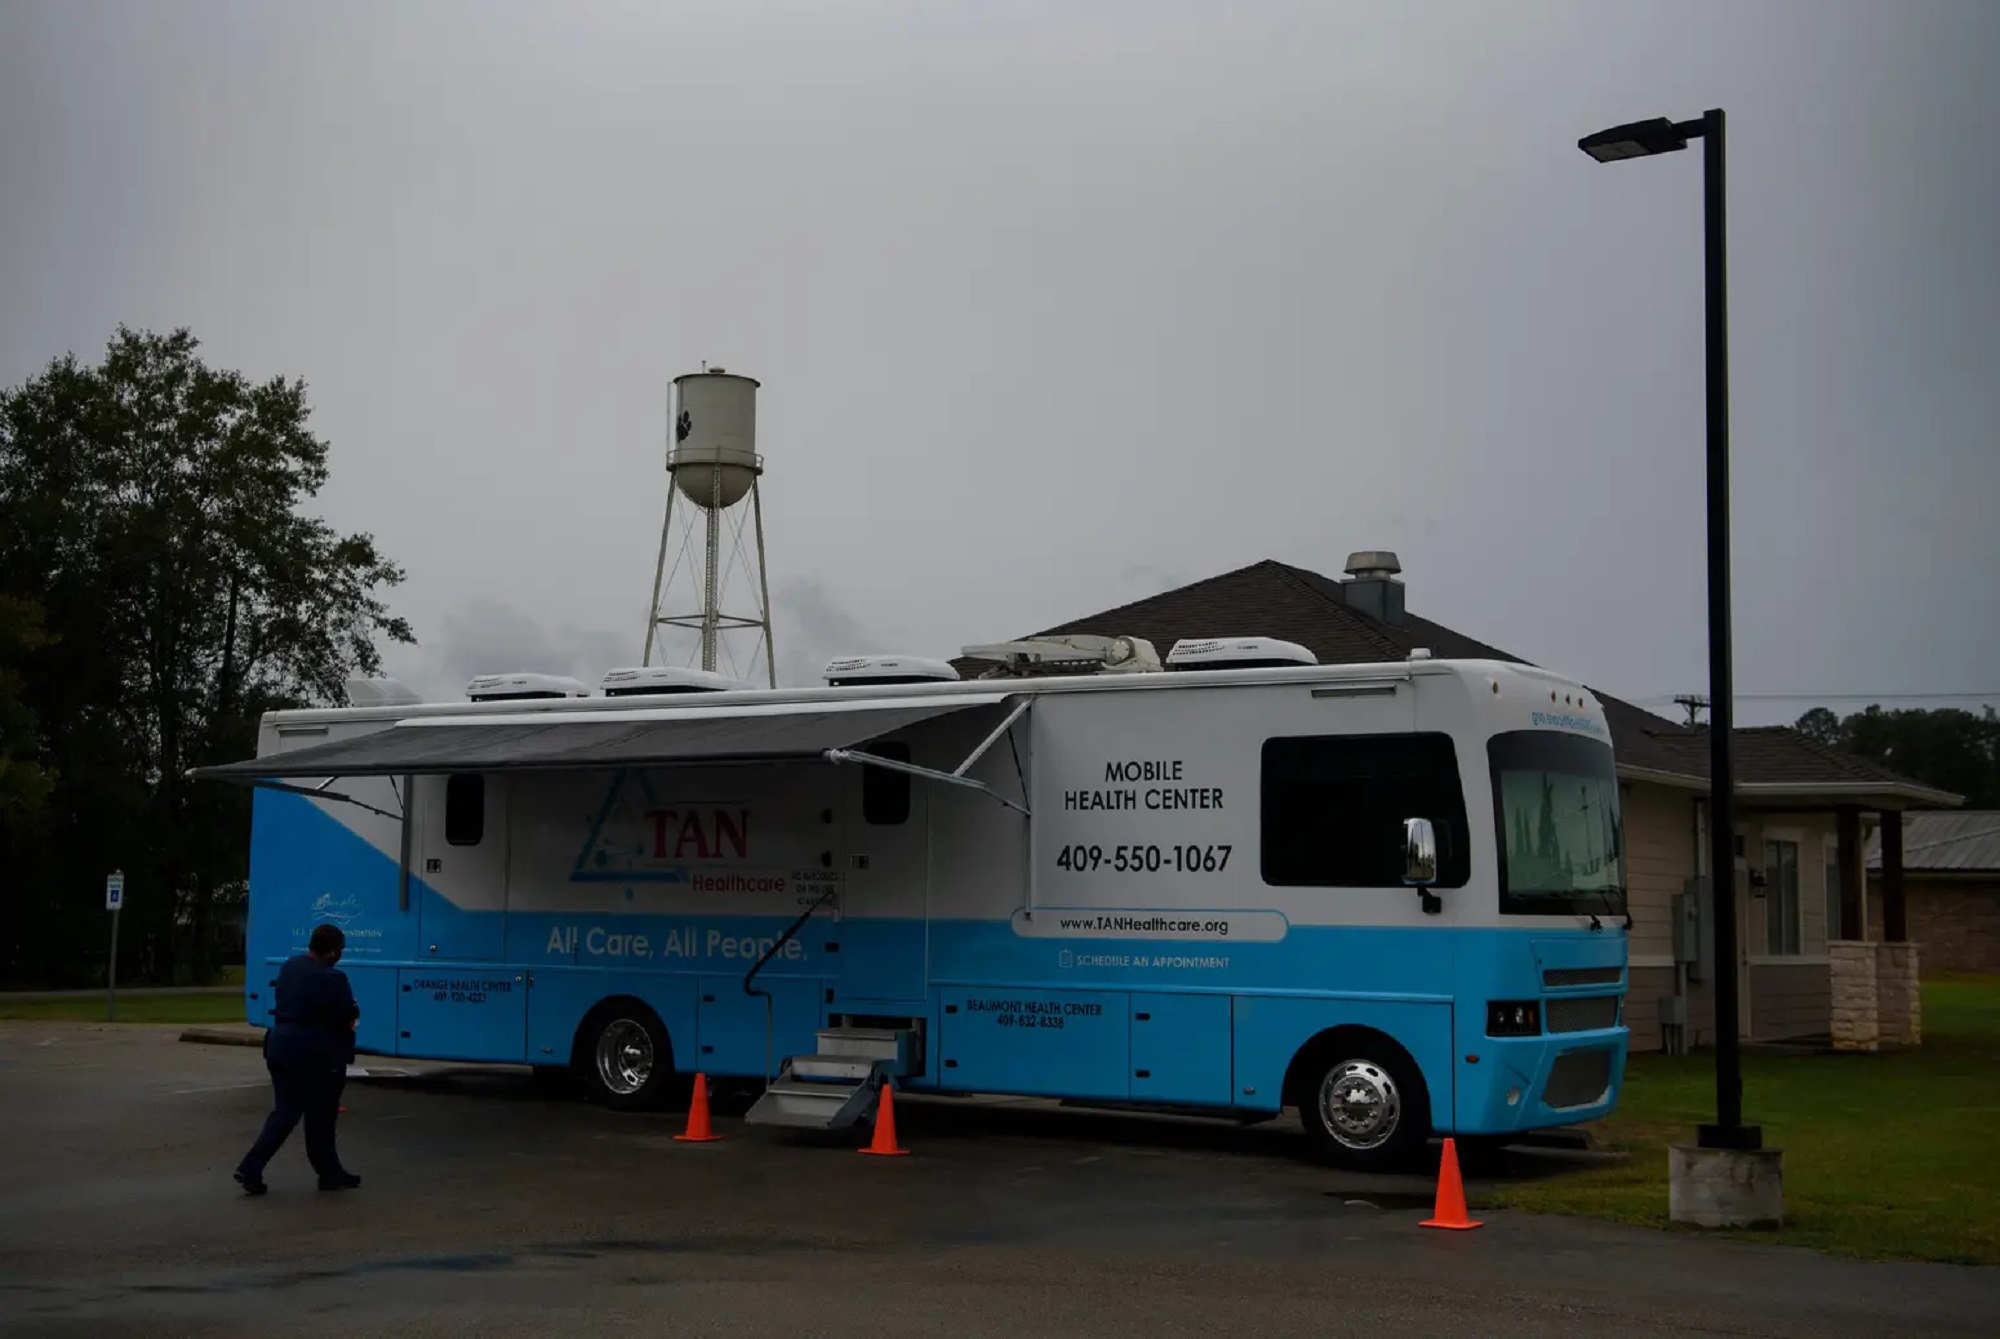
[674, 1073, 723, 1143]
[859, 1081, 909, 1157]
[1420, 1137, 1482, 1230]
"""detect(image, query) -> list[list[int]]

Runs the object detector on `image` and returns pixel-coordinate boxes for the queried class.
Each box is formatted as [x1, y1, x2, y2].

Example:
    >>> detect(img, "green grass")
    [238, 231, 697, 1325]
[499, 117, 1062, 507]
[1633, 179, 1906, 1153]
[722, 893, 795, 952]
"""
[0, 994, 248, 1025]
[1485, 973, 2000, 1264]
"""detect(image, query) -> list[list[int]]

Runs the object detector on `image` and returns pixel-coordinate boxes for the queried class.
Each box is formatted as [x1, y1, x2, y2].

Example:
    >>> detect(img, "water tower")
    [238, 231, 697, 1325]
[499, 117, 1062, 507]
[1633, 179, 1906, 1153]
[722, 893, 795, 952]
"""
[642, 368, 776, 686]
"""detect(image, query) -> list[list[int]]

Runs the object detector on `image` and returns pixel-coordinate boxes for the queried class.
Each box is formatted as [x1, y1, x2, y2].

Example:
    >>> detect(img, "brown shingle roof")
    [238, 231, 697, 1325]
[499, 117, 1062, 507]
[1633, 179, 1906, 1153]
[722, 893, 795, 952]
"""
[950, 557, 1957, 801]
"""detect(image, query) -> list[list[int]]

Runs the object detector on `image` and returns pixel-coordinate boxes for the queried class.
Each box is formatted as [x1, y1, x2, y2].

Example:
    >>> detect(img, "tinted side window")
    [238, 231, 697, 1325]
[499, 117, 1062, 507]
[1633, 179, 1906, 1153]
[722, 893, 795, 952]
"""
[1260, 733, 1469, 887]
[862, 743, 912, 826]
[445, 774, 485, 846]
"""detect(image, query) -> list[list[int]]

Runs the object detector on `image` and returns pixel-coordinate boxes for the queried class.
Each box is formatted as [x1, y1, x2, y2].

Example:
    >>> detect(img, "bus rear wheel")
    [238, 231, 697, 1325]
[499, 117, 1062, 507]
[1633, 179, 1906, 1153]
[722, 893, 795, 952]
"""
[1299, 1043, 1429, 1173]
[577, 1003, 679, 1112]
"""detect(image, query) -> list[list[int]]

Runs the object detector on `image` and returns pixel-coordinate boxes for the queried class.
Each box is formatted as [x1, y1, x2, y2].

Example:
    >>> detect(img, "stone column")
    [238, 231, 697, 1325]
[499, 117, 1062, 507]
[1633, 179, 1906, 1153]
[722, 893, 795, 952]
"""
[1876, 941, 1922, 1048]
[1828, 940, 1879, 1052]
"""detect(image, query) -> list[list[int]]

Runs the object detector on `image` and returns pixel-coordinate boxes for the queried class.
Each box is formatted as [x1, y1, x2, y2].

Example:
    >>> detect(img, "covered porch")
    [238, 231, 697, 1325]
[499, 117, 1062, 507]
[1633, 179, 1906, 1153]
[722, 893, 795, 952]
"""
[1733, 790, 1932, 1053]
[1619, 757, 1959, 1056]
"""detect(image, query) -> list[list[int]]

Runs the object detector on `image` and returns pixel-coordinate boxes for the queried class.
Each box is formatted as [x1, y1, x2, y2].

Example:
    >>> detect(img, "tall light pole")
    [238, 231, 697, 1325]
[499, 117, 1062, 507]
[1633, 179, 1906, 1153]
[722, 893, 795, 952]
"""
[1579, 109, 1759, 1153]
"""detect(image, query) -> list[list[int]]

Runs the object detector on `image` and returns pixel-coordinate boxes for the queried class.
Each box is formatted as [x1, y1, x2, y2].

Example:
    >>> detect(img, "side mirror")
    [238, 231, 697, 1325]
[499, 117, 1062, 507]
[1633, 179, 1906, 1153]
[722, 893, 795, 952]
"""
[1403, 817, 1441, 915]
[1402, 817, 1438, 885]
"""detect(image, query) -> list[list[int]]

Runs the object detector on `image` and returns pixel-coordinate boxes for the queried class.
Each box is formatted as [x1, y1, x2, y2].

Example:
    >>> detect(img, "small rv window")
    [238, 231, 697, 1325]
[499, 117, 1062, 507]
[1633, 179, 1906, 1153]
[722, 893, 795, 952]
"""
[1260, 733, 1469, 888]
[862, 743, 912, 826]
[445, 774, 485, 846]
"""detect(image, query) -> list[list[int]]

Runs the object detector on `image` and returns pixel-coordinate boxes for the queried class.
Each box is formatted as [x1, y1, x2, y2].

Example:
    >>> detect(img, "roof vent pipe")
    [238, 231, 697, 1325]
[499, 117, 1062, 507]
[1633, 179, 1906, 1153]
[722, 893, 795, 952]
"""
[1339, 549, 1406, 625]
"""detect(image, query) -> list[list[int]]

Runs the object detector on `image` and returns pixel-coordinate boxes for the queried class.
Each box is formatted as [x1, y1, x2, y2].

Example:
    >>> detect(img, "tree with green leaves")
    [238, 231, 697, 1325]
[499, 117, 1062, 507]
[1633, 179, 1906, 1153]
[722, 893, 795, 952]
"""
[1797, 703, 2000, 809]
[0, 593, 54, 815]
[0, 326, 415, 986]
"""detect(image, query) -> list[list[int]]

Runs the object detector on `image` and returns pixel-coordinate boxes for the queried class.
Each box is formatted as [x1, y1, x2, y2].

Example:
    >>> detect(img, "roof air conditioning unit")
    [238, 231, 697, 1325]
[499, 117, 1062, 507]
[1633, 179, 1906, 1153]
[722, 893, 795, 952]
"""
[1164, 637, 1318, 671]
[465, 672, 591, 702]
[599, 666, 755, 697]
[823, 655, 961, 687]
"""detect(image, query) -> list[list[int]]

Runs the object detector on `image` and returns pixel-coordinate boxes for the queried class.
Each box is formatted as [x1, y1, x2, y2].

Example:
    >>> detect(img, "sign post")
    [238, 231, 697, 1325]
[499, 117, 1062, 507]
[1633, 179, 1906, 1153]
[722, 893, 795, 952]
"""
[105, 871, 124, 1022]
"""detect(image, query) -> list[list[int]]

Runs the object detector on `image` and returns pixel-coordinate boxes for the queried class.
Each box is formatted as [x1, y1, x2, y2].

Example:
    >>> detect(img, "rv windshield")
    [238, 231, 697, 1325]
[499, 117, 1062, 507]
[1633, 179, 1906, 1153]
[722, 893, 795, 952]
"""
[1487, 730, 1625, 918]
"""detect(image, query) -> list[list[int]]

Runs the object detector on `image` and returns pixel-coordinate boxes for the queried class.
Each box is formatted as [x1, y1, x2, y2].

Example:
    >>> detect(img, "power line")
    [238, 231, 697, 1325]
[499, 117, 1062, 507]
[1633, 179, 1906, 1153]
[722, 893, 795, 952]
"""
[1636, 692, 1999, 704]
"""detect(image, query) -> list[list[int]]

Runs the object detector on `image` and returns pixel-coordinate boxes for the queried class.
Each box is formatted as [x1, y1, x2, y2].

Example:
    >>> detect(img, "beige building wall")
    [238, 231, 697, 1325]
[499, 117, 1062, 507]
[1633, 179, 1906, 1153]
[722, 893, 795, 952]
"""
[1748, 963, 1833, 1041]
[1620, 782, 1698, 1052]
[1622, 782, 1697, 962]
[1616, 792, 1842, 1050]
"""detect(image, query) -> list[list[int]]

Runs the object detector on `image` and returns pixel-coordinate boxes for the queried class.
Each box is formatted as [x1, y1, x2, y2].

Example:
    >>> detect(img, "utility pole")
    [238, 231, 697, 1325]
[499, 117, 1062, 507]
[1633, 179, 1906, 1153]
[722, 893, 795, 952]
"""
[1674, 693, 1709, 726]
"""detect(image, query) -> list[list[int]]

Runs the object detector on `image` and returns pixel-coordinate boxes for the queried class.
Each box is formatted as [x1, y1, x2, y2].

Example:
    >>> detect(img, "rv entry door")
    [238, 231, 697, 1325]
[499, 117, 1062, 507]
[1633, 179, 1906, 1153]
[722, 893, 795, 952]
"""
[835, 742, 931, 1005]
[413, 772, 510, 962]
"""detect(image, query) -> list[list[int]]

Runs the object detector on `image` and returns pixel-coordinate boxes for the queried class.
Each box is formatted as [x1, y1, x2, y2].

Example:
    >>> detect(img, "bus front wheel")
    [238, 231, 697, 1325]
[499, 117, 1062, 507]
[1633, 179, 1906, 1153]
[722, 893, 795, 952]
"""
[577, 1002, 680, 1112]
[1297, 1041, 1430, 1172]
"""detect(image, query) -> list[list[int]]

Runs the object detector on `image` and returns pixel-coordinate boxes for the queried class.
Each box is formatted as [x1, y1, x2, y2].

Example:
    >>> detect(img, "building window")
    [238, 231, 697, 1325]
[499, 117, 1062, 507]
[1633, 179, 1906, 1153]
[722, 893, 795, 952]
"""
[1260, 733, 1470, 888]
[861, 743, 912, 826]
[1824, 838, 1845, 942]
[445, 774, 485, 846]
[1763, 838, 1801, 955]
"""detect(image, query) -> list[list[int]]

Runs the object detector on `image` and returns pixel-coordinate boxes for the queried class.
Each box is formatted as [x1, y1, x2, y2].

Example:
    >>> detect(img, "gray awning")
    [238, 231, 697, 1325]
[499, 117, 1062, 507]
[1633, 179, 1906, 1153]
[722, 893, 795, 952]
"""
[189, 694, 1016, 781]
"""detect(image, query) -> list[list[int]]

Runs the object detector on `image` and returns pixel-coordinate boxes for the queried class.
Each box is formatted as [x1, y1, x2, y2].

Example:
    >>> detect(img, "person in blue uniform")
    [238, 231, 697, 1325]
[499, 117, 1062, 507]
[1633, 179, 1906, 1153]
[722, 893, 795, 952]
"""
[234, 923, 363, 1194]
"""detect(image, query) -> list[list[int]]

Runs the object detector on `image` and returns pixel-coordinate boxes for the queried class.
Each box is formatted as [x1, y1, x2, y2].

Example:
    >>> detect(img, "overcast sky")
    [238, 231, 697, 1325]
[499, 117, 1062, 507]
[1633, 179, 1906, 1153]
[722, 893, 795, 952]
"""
[4, 0, 1996, 725]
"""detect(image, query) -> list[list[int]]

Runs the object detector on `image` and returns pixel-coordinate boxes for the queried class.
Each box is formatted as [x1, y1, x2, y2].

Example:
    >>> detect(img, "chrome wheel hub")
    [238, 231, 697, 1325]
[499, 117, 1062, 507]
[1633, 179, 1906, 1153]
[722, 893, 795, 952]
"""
[1318, 1060, 1401, 1151]
[596, 1019, 654, 1095]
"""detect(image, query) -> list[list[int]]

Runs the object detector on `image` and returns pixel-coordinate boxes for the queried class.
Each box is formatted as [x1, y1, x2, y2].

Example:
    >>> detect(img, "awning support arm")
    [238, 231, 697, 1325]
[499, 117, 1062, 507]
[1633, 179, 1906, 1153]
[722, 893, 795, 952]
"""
[822, 748, 1030, 817]
[952, 698, 1032, 777]
[239, 777, 406, 825]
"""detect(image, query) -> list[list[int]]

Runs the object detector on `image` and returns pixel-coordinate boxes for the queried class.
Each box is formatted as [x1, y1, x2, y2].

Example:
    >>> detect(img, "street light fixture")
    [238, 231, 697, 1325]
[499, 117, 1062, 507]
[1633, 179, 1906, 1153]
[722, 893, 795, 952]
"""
[1578, 108, 1762, 1156]
[1578, 117, 1697, 162]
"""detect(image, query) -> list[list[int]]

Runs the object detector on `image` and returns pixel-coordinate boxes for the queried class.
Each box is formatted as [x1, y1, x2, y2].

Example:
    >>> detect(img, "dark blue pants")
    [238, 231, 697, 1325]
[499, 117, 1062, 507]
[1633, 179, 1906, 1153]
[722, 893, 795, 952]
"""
[238, 1052, 348, 1181]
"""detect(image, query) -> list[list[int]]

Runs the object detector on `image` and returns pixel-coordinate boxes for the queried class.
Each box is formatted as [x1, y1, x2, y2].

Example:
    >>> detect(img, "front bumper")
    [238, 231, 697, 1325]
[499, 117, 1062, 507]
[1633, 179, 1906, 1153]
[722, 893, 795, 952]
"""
[1457, 1026, 1629, 1134]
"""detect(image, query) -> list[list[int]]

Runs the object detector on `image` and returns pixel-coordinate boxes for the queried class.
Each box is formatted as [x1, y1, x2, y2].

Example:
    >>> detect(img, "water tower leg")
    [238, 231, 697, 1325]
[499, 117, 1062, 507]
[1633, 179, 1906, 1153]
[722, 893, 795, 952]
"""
[701, 461, 722, 671]
[751, 477, 776, 689]
[644, 476, 680, 667]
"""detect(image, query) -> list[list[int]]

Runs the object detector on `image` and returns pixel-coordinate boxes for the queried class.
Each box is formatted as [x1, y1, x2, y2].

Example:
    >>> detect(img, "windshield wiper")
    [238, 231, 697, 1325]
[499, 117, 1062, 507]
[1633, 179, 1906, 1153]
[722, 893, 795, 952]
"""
[1587, 885, 1632, 932]
[1570, 885, 1627, 932]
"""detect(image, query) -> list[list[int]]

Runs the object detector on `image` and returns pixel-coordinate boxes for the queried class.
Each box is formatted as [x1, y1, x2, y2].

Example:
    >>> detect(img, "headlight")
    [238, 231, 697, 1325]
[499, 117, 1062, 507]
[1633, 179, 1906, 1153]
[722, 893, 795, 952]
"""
[1486, 1000, 1541, 1036]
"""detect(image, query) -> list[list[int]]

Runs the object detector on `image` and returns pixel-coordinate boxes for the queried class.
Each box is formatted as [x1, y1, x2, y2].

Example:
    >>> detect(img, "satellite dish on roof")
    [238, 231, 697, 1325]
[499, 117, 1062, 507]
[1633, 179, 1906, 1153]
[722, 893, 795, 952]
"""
[344, 677, 422, 708]
[958, 635, 1161, 676]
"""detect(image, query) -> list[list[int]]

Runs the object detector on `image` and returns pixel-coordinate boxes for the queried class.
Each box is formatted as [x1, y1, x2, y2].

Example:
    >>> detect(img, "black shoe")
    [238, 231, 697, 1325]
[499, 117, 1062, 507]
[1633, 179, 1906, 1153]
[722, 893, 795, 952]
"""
[234, 1170, 267, 1197]
[318, 1171, 361, 1191]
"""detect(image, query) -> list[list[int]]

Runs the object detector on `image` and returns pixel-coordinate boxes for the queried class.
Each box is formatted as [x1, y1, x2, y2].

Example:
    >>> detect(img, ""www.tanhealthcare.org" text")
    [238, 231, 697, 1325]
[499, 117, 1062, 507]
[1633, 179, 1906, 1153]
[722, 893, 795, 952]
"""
[1056, 914, 1231, 937]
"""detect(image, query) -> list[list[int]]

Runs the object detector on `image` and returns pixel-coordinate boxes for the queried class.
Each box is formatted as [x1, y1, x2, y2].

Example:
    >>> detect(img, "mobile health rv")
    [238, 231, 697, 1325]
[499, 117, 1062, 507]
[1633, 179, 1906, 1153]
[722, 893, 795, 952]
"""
[192, 637, 1630, 1171]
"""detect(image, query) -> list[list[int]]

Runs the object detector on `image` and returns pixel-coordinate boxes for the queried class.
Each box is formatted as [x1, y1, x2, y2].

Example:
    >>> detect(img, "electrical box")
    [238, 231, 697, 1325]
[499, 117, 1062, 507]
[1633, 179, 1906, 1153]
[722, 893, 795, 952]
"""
[1672, 884, 1704, 980]
[1657, 995, 1687, 1029]
[1672, 879, 1704, 987]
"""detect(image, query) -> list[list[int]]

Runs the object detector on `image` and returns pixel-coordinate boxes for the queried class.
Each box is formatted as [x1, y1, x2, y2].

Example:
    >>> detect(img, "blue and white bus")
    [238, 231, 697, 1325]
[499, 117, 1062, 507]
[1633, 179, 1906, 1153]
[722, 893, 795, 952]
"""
[195, 635, 1630, 1171]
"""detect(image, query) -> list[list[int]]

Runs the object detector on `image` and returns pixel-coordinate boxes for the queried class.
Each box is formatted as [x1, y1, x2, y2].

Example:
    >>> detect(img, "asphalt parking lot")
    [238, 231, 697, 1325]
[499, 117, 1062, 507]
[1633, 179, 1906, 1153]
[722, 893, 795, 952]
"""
[2, 1021, 1996, 1337]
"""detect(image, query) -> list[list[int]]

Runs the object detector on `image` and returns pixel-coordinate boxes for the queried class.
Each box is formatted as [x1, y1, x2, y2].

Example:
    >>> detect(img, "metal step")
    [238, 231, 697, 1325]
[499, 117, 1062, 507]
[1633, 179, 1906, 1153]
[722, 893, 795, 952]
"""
[742, 1025, 922, 1132]
[788, 1055, 879, 1084]
[815, 1026, 918, 1069]
[745, 1071, 882, 1130]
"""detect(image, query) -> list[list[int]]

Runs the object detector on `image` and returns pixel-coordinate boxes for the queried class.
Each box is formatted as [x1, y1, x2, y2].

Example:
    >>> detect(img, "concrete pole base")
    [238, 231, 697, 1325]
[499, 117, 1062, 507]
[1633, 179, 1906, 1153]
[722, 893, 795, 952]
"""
[1668, 1145, 1784, 1228]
